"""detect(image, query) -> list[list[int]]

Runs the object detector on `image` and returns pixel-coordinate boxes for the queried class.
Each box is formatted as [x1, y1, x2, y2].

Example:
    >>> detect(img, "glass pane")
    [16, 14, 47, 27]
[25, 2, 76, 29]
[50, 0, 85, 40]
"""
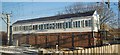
[78, 21, 80, 27]
[76, 21, 78, 28]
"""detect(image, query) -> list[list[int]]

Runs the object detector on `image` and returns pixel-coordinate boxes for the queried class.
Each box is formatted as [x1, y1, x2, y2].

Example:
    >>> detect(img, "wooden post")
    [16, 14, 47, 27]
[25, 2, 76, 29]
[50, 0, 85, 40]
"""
[45, 34, 48, 48]
[88, 34, 91, 47]
[72, 33, 74, 48]
[16, 39, 19, 46]
[35, 34, 37, 45]
[57, 33, 60, 48]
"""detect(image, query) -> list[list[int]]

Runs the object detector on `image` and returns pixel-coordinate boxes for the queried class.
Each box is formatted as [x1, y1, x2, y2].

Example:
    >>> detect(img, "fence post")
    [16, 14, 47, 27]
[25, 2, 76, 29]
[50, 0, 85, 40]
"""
[112, 45, 114, 53]
[118, 44, 120, 55]
[89, 48, 91, 55]
[103, 46, 105, 55]
[65, 51, 69, 55]
[82, 49, 85, 55]
[95, 47, 97, 54]
[99, 47, 101, 55]
[68, 51, 72, 55]
[91, 48, 94, 55]
[96, 47, 99, 55]
[108, 45, 109, 53]
[110, 45, 112, 55]
[106, 45, 108, 55]
[85, 49, 88, 55]
[105, 46, 107, 53]
[74, 50, 78, 55]
[116, 44, 118, 54]
[78, 49, 82, 55]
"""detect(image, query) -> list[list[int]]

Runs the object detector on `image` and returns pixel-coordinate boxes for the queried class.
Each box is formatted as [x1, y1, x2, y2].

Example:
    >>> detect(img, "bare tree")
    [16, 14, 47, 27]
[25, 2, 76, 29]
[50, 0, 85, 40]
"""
[118, 1, 120, 28]
[63, 2, 96, 14]
[118, 0, 120, 11]
[58, 2, 116, 29]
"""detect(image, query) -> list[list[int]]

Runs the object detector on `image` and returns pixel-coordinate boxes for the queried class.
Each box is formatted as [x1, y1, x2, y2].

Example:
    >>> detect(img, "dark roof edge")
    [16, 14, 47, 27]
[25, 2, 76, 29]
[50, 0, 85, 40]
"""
[12, 10, 95, 25]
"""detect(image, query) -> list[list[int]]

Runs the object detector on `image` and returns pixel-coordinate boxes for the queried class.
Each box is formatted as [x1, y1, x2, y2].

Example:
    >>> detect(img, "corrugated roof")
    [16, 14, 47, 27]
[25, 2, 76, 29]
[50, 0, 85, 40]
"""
[12, 10, 95, 25]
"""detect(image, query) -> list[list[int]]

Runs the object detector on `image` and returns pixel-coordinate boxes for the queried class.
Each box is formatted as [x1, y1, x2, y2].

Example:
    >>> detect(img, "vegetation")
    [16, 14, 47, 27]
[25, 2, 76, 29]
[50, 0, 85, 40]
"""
[0, 31, 7, 45]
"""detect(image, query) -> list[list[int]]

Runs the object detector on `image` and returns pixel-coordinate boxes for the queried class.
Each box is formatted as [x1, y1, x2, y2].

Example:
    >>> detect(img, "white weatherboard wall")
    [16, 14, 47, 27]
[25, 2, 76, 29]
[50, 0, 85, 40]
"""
[92, 11, 100, 32]
[12, 16, 93, 34]
[13, 27, 92, 34]
[12, 11, 100, 34]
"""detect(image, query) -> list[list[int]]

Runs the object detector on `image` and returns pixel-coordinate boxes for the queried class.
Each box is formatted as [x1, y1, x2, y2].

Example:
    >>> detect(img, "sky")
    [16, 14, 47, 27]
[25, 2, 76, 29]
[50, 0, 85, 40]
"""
[2, 2, 73, 20]
[0, 0, 119, 32]
[1, 2, 74, 31]
[1, 0, 118, 2]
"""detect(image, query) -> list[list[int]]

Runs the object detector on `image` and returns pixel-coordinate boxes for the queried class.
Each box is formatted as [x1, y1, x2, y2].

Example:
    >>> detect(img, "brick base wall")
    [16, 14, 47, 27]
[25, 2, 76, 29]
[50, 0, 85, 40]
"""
[13, 32, 101, 48]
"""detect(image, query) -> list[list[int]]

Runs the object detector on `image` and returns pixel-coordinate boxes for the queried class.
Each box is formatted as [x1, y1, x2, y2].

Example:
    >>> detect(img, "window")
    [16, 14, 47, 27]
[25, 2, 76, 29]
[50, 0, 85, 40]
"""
[13, 27, 14, 31]
[29, 25, 32, 30]
[20, 26, 22, 31]
[18, 26, 20, 31]
[44, 24, 46, 29]
[23, 26, 25, 30]
[81, 20, 84, 27]
[25, 26, 27, 30]
[33, 25, 38, 30]
[68, 22, 72, 28]
[85, 20, 88, 27]
[52, 23, 54, 29]
[58, 23, 61, 29]
[78, 21, 80, 27]
[65, 22, 68, 28]
[46, 24, 49, 29]
[73, 22, 76, 28]
[73, 21, 81, 28]
[33, 25, 35, 30]
[26, 26, 29, 30]
[55, 23, 57, 29]
[75, 21, 78, 28]
[14, 27, 16, 31]
[88, 20, 91, 27]
[49, 24, 52, 29]
[57, 23, 59, 29]
[39, 25, 41, 30]
[54, 23, 56, 29]
[59, 23, 62, 29]
[51, 23, 54, 29]
[16, 26, 18, 31]
[17, 26, 19, 31]
[19, 26, 22, 31]
[24, 26, 27, 31]
[85, 20, 91, 27]
[41, 24, 43, 30]
[44, 24, 47, 29]
[63, 22, 66, 29]
[61, 23, 64, 29]
[27, 26, 29, 30]
[24, 26, 26, 30]
[25, 26, 27, 31]
[13, 27, 16, 31]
